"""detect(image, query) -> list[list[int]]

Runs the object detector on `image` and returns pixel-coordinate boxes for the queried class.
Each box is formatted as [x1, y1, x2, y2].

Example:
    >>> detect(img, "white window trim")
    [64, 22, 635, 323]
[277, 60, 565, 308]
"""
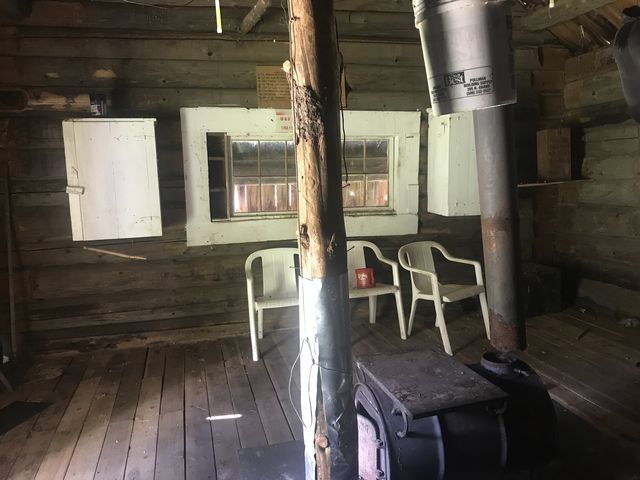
[181, 107, 420, 246]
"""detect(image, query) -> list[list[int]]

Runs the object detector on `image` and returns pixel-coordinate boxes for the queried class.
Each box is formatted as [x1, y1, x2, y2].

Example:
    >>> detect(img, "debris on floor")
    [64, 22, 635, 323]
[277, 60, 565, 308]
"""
[618, 318, 640, 328]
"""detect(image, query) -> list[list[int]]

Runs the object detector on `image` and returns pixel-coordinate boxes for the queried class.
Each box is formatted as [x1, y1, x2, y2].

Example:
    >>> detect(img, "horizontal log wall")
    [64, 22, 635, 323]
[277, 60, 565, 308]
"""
[563, 47, 628, 125]
[0, 0, 555, 345]
[534, 122, 640, 294]
[532, 48, 639, 312]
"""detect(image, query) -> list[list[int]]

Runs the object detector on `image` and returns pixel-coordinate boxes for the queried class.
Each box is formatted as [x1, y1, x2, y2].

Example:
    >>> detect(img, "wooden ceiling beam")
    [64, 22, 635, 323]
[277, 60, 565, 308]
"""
[521, 0, 617, 31]
[96, 0, 414, 13]
[238, 0, 271, 34]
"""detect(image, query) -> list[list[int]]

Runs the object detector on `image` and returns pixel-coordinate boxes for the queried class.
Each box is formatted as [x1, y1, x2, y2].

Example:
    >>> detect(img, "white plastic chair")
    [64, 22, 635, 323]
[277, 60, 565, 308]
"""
[347, 240, 407, 339]
[245, 247, 299, 361]
[397, 241, 490, 355]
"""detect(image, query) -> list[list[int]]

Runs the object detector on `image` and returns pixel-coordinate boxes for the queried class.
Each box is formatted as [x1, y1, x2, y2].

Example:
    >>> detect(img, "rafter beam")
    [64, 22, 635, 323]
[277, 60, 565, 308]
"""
[238, 0, 272, 34]
[521, 0, 616, 31]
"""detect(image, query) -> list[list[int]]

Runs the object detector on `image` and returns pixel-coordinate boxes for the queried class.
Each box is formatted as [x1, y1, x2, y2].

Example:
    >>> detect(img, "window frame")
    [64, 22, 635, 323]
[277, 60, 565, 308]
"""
[222, 135, 394, 218]
[181, 107, 420, 246]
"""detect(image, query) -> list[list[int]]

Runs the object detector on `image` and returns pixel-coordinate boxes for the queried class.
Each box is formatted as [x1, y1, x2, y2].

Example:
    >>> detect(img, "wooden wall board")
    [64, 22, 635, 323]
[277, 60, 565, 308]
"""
[536, 127, 571, 181]
[577, 179, 639, 207]
[0, 0, 561, 340]
[552, 204, 640, 238]
[86, 0, 416, 13]
[521, 0, 617, 32]
[565, 47, 617, 83]
[0, 56, 428, 92]
[564, 69, 624, 110]
[3, 2, 420, 41]
[532, 45, 640, 297]
[6, 36, 423, 66]
[582, 155, 639, 178]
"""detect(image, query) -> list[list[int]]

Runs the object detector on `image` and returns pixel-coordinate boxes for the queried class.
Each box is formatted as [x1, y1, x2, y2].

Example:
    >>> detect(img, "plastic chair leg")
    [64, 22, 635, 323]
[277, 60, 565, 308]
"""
[407, 298, 418, 336]
[248, 307, 259, 361]
[258, 309, 264, 339]
[479, 292, 491, 340]
[434, 299, 453, 355]
[368, 296, 377, 324]
[394, 290, 407, 340]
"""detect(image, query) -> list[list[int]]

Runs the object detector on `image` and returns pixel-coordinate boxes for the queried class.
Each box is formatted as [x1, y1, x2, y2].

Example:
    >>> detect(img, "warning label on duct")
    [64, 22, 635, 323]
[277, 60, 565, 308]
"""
[429, 66, 494, 103]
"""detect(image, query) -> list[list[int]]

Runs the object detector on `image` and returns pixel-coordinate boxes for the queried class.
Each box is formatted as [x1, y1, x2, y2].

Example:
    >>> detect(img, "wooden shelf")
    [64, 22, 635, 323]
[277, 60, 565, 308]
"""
[517, 179, 589, 188]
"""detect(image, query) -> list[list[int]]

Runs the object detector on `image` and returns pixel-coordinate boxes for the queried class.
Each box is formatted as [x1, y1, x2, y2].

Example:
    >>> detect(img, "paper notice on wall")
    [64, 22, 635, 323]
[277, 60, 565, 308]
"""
[256, 65, 348, 109]
[256, 66, 291, 109]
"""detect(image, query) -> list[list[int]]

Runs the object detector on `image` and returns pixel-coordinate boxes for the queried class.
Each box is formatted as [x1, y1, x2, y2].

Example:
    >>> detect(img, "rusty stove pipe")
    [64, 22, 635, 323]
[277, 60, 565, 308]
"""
[473, 106, 526, 352]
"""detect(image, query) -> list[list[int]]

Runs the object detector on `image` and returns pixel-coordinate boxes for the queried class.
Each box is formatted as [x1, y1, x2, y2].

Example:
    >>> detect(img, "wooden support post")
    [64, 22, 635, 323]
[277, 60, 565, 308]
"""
[239, 0, 272, 34]
[285, 0, 357, 479]
[0, 120, 16, 359]
[0, 119, 15, 392]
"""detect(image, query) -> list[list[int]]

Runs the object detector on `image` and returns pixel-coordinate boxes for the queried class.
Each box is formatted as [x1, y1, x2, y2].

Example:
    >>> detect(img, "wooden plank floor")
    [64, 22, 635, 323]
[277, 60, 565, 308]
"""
[1, 305, 639, 479]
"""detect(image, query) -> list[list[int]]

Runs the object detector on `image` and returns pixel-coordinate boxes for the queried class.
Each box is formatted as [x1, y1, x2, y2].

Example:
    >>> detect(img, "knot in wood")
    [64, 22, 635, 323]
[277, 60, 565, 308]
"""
[299, 224, 310, 249]
[315, 433, 329, 449]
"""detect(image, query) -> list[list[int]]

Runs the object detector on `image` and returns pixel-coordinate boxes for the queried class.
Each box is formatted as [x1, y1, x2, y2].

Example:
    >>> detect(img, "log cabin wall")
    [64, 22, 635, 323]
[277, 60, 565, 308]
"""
[533, 46, 640, 317]
[0, 0, 556, 349]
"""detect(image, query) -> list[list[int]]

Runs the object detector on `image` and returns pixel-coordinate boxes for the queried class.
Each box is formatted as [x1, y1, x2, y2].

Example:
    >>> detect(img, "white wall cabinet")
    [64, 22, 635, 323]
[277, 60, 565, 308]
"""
[427, 109, 480, 216]
[62, 118, 162, 241]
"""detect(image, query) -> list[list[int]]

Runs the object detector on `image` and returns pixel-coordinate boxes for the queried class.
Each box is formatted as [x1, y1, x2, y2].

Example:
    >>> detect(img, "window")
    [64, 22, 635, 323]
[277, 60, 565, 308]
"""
[181, 108, 420, 246]
[342, 139, 390, 208]
[206, 135, 393, 220]
[207, 137, 298, 219]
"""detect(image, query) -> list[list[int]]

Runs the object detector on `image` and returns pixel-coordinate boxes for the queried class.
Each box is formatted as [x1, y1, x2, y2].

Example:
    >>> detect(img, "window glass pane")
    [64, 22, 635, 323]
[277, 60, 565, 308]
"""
[228, 137, 390, 215]
[342, 175, 365, 208]
[260, 141, 286, 176]
[365, 174, 389, 207]
[260, 177, 288, 212]
[286, 141, 295, 176]
[365, 139, 388, 173]
[233, 177, 260, 213]
[232, 141, 259, 176]
[344, 140, 364, 174]
[288, 182, 297, 211]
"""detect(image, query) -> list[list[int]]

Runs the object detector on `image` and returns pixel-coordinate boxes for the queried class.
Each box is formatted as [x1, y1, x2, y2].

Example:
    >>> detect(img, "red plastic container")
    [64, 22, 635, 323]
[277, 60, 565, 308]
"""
[355, 267, 375, 289]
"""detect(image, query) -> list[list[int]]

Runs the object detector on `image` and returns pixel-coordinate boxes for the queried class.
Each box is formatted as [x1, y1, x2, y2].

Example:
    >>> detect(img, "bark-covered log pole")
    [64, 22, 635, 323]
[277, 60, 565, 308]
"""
[284, 0, 358, 479]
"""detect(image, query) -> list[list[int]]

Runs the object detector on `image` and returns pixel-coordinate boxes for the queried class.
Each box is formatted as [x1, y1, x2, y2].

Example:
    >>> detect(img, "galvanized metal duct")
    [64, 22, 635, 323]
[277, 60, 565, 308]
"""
[299, 274, 357, 480]
[614, 7, 640, 123]
[413, 0, 525, 351]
